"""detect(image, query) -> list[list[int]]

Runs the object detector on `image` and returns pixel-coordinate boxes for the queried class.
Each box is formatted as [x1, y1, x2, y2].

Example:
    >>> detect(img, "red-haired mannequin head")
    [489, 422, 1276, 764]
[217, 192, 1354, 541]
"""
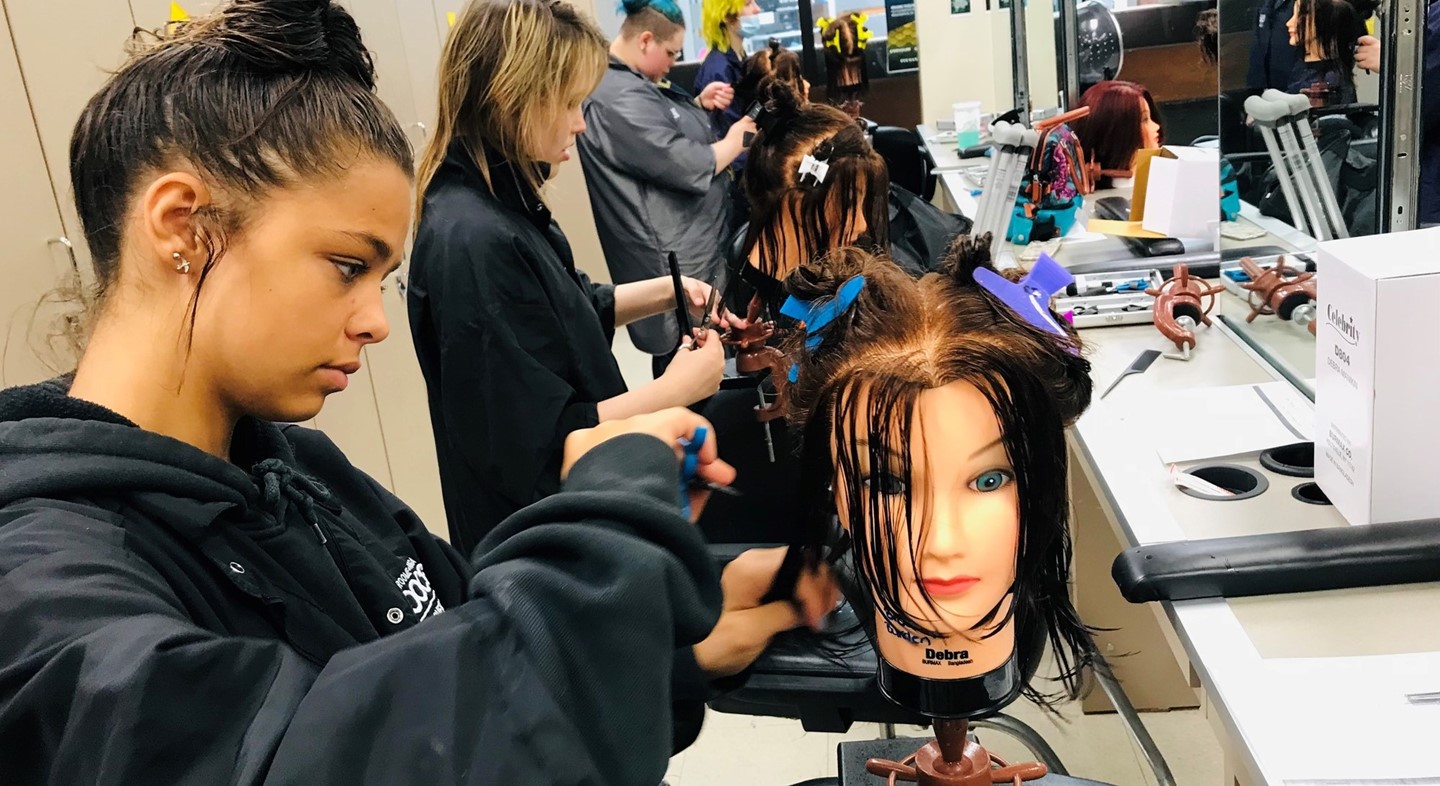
[1071, 80, 1162, 177]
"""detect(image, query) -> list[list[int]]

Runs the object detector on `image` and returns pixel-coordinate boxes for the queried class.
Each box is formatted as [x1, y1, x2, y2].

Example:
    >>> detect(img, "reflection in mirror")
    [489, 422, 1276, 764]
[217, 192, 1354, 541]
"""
[1218, 0, 1381, 253]
[1028, 0, 1219, 275]
[1213, 0, 1391, 399]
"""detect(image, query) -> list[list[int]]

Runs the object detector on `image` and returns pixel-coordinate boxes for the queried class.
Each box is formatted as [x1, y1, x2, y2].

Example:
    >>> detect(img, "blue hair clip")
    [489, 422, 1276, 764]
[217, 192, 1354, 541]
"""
[779, 274, 867, 383]
[972, 254, 1076, 343]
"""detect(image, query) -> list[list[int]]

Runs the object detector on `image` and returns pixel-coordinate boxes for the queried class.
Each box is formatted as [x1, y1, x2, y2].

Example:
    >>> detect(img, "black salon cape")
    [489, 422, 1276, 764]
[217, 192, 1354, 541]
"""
[0, 379, 721, 785]
[408, 141, 629, 556]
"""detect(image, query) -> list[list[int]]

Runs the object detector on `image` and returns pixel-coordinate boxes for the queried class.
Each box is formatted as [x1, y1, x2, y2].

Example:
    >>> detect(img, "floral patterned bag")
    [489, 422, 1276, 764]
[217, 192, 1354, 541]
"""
[1007, 123, 1093, 245]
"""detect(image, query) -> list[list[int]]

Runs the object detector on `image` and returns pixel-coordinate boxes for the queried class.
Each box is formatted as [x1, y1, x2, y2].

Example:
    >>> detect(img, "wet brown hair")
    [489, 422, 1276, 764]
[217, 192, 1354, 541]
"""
[737, 40, 805, 108]
[784, 238, 1095, 707]
[741, 81, 888, 299]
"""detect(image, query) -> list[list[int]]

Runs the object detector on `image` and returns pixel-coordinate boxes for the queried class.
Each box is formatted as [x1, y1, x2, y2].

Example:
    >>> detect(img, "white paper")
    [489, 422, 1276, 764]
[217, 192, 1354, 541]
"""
[1253, 653, 1440, 782]
[1112, 381, 1315, 464]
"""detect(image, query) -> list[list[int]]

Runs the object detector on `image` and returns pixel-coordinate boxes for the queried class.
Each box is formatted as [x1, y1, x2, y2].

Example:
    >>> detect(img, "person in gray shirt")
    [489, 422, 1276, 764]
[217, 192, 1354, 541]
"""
[579, 0, 755, 375]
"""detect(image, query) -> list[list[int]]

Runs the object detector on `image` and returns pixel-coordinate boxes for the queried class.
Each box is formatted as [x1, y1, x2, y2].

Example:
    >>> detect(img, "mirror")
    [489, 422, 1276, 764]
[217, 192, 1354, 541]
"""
[1213, 0, 1423, 399]
[1000, 0, 1222, 272]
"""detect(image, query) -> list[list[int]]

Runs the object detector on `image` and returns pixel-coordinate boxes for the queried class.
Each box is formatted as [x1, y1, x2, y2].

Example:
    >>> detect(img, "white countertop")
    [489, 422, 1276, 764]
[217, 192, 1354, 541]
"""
[1070, 306, 1440, 784]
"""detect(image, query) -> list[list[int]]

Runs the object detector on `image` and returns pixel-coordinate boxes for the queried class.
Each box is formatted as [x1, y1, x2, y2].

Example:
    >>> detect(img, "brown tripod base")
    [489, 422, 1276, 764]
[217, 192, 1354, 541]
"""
[863, 719, 1048, 786]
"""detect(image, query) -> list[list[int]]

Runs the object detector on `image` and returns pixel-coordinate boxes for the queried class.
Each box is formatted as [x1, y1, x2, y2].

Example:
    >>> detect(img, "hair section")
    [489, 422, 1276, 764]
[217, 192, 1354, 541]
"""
[740, 80, 888, 302]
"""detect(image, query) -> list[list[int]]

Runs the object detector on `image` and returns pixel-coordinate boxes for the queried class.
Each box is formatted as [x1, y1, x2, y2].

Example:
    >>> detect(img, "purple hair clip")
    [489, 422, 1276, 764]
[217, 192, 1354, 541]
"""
[972, 253, 1077, 345]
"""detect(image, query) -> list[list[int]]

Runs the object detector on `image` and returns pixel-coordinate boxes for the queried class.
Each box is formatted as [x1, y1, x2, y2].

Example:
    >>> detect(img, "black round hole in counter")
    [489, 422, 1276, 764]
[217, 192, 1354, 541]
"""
[1291, 482, 1332, 506]
[1259, 442, 1315, 478]
[1177, 464, 1270, 501]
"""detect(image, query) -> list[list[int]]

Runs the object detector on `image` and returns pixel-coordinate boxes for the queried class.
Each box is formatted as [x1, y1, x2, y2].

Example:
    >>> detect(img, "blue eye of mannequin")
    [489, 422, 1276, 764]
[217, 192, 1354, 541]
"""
[863, 471, 907, 496]
[969, 469, 1014, 493]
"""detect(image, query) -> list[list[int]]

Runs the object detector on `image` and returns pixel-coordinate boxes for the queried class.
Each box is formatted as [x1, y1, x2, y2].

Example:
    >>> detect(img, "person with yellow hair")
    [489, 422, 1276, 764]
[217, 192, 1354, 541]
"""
[694, 0, 761, 143]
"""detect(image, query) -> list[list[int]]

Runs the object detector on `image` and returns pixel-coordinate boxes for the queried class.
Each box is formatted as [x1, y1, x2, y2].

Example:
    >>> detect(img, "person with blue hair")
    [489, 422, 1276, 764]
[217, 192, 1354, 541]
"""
[578, 0, 756, 375]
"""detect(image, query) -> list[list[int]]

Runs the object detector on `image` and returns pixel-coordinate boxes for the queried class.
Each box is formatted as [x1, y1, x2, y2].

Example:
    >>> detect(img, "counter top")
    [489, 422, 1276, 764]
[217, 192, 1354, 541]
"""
[1071, 309, 1440, 783]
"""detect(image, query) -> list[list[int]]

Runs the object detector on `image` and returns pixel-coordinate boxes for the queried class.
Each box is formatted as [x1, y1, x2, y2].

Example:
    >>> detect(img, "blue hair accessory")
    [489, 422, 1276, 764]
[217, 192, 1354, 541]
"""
[972, 254, 1076, 344]
[779, 274, 867, 383]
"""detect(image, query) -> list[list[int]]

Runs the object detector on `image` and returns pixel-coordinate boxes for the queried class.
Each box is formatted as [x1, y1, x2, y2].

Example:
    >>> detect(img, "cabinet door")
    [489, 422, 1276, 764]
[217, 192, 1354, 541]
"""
[342, 0, 435, 151]
[0, 5, 82, 388]
[311, 356, 397, 492]
[364, 276, 447, 537]
[4, 0, 137, 285]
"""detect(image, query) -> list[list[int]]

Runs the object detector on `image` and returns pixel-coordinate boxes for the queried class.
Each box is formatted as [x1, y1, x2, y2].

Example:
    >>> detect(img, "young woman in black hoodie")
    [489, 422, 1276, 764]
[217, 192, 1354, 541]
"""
[0, 1, 840, 783]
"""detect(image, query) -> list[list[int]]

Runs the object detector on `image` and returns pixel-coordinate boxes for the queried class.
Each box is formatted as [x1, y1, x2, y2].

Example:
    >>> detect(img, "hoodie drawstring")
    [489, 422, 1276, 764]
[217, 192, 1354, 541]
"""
[251, 459, 343, 545]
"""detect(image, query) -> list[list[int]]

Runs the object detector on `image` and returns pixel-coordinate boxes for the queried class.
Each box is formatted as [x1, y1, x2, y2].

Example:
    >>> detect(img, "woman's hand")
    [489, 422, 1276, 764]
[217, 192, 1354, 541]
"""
[1356, 35, 1380, 72]
[659, 329, 725, 406]
[679, 276, 733, 328]
[561, 407, 736, 520]
[693, 547, 841, 678]
[699, 81, 736, 111]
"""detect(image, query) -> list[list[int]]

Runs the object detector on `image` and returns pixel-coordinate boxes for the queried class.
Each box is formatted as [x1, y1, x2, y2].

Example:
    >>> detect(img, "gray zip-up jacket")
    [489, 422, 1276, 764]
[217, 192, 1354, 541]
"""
[579, 57, 731, 355]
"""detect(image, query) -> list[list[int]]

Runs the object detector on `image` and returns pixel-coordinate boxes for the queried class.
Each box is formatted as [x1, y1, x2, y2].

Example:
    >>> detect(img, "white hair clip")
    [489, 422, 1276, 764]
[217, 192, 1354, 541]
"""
[797, 154, 831, 186]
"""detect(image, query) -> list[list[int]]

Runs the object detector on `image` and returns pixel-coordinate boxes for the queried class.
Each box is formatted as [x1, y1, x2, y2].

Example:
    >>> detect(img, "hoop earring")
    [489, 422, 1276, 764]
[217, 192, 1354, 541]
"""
[173, 252, 191, 274]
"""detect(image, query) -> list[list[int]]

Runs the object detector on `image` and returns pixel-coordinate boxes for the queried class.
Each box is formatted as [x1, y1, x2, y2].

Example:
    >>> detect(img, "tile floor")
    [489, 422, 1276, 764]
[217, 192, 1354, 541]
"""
[614, 336, 1225, 786]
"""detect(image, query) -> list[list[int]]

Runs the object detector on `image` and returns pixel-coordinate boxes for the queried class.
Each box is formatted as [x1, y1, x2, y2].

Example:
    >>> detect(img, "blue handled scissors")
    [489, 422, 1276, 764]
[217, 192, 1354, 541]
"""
[677, 426, 740, 517]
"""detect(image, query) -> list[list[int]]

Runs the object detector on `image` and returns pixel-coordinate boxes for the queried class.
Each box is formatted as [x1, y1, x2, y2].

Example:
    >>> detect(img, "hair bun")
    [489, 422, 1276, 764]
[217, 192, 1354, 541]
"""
[755, 77, 802, 137]
[937, 232, 999, 284]
[200, 0, 376, 88]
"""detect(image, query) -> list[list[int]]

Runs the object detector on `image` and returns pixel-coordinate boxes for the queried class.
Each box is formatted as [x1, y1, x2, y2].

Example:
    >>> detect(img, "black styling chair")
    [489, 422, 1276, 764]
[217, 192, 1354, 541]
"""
[705, 543, 1075, 776]
[871, 126, 937, 201]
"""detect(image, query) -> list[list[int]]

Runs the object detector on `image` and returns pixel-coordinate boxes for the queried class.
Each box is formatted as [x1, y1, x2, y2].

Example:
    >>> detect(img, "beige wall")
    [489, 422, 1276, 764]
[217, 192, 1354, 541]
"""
[917, 0, 1060, 126]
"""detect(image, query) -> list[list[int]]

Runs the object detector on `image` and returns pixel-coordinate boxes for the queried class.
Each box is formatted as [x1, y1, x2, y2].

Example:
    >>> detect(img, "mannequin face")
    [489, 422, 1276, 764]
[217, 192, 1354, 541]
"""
[637, 29, 686, 81]
[1286, 1, 1324, 59]
[1139, 97, 1161, 151]
[836, 379, 1019, 634]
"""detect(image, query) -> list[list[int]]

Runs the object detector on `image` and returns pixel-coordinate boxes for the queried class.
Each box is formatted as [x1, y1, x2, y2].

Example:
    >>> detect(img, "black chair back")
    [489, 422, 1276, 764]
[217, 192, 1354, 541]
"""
[872, 126, 935, 201]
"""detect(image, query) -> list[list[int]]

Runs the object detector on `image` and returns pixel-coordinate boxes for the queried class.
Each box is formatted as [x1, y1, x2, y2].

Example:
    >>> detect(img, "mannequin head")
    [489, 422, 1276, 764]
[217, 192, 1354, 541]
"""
[701, 0, 760, 55]
[738, 40, 809, 108]
[817, 14, 870, 102]
[1072, 80, 1162, 176]
[784, 239, 1094, 706]
[741, 81, 888, 301]
[1287, 0, 1375, 69]
[616, 0, 688, 81]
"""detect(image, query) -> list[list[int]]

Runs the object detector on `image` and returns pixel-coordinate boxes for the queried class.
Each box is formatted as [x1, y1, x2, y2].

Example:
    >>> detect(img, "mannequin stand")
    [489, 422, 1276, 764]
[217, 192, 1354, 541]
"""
[862, 719, 1048, 785]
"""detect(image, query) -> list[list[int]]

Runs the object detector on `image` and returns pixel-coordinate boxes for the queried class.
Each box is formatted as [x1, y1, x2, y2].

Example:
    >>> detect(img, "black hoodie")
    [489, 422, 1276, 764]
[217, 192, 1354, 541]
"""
[0, 379, 720, 785]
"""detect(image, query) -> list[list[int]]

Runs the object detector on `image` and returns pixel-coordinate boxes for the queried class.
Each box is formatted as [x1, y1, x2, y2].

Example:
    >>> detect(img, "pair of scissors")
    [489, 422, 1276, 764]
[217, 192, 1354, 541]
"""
[677, 426, 740, 518]
[689, 277, 722, 350]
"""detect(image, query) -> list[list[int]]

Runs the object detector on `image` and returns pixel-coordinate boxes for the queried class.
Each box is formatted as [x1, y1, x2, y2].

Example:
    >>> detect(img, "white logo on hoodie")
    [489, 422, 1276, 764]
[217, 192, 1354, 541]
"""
[395, 558, 444, 620]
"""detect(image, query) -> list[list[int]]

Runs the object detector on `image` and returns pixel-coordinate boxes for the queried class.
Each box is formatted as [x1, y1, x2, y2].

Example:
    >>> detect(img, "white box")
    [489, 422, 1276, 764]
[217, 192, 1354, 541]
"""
[1314, 228, 1440, 525]
[1139, 146, 1218, 240]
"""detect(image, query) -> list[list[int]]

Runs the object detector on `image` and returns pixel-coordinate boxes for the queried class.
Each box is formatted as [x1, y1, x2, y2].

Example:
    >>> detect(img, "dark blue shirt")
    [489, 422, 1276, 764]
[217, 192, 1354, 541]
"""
[1421, 0, 1440, 224]
[1247, 0, 1300, 91]
[1287, 59, 1357, 106]
[695, 47, 744, 141]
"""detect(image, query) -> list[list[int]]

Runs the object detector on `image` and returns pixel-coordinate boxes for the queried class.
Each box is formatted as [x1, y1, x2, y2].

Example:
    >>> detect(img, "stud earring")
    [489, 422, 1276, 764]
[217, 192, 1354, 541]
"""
[173, 252, 190, 274]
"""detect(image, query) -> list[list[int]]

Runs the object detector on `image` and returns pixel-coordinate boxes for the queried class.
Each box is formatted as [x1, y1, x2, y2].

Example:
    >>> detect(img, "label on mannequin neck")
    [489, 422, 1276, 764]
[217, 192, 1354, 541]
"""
[875, 595, 1015, 679]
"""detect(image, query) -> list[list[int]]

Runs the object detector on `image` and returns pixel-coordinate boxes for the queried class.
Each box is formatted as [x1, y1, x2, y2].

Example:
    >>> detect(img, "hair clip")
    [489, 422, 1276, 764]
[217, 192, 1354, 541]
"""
[780, 274, 867, 382]
[972, 254, 1077, 345]
[797, 153, 831, 186]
